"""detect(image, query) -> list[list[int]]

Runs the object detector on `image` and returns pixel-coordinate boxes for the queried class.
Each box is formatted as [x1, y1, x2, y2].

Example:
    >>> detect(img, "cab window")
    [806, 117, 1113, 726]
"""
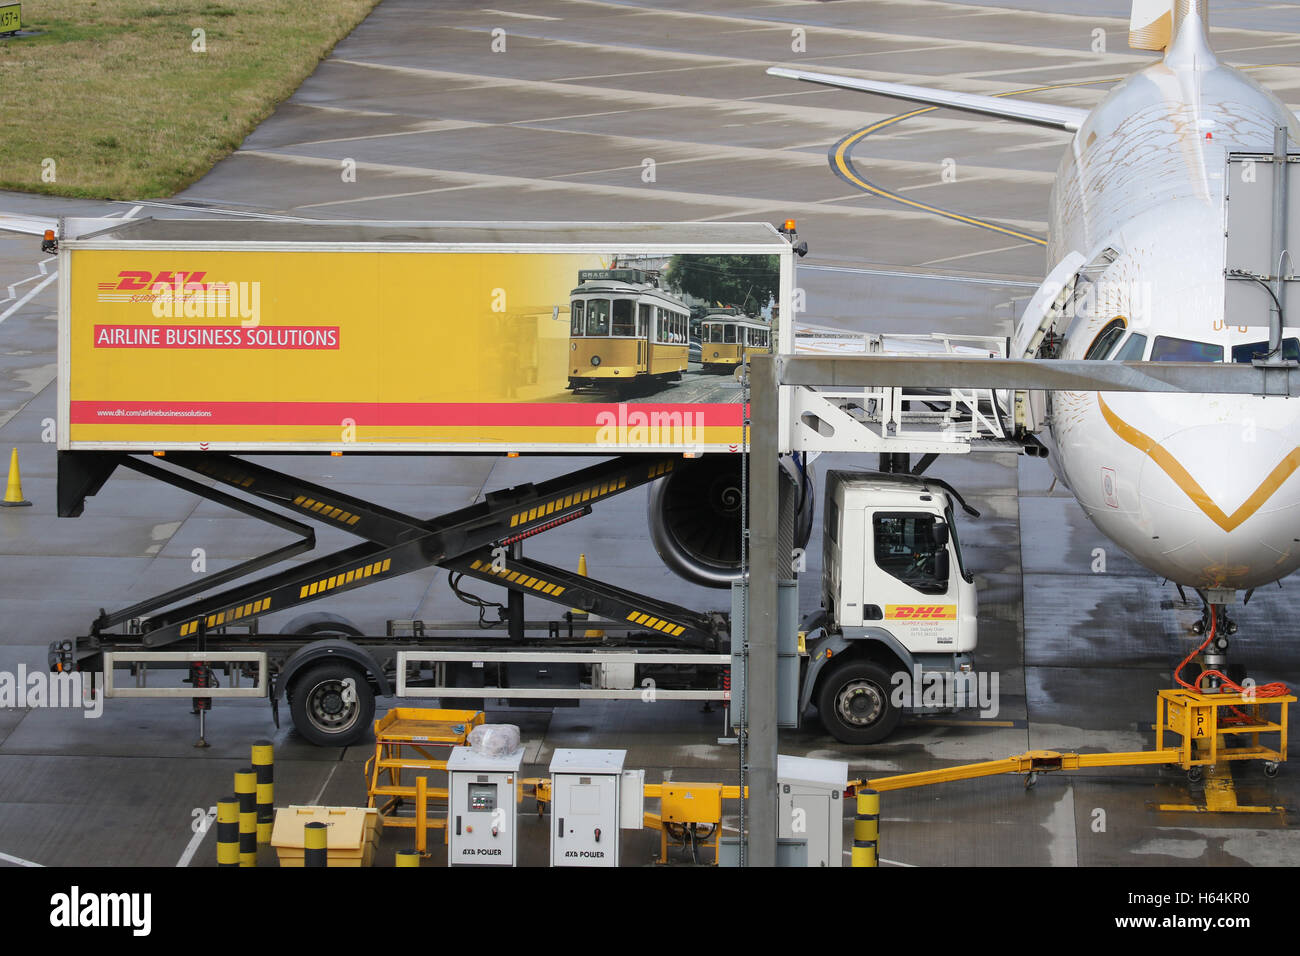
[570, 300, 585, 336]
[873, 512, 947, 595]
[724, 324, 736, 344]
[637, 303, 650, 337]
[1151, 336, 1223, 362]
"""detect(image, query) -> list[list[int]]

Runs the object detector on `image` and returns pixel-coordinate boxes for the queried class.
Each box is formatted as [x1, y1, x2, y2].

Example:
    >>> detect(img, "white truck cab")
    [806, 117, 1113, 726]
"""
[802, 470, 979, 743]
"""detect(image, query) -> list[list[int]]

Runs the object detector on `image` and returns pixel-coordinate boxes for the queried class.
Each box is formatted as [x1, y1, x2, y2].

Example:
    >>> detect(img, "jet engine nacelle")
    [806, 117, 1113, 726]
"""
[647, 455, 814, 588]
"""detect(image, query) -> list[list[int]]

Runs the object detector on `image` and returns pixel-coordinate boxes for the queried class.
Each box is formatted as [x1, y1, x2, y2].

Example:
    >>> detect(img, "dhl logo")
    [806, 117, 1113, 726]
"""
[97, 271, 208, 291]
[886, 605, 957, 620]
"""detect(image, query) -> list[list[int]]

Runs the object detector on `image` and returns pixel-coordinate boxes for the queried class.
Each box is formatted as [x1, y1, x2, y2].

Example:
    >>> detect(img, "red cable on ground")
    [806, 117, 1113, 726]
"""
[1171, 607, 1289, 724]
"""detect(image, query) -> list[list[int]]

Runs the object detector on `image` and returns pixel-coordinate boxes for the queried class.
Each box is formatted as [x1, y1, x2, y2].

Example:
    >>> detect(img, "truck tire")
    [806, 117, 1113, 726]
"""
[288, 661, 374, 747]
[817, 659, 901, 745]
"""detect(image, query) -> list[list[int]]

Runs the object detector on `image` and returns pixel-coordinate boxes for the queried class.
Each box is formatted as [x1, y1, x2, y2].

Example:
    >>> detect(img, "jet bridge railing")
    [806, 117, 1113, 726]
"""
[789, 329, 1010, 453]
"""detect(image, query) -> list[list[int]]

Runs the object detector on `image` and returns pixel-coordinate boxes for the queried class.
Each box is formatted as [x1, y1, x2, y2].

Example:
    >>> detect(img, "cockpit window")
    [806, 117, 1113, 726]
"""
[1084, 318, 1126, 360]
[1151, 336, 1223, 363]
[1113, 332, 1147, 361]
[1231, 338, 1300, 363]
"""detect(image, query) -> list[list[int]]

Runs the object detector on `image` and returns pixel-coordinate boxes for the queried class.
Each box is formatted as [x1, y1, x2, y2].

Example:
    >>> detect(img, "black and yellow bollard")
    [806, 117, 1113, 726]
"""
[251, 740, 274, 845]
[852, 788, 879, 868]
[304, 821, 328, 868]
[234, 767, 257, 867]
[395, 849, 420, 868]
[216, 796, 240, 868]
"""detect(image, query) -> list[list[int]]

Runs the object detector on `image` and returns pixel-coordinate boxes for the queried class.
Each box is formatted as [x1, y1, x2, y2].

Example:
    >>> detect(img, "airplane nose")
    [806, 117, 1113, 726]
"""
[1136, 420, 1300, 589]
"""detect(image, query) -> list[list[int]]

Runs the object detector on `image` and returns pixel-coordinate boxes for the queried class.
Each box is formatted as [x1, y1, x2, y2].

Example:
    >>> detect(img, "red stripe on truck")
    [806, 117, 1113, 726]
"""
[70, 401, 745, 427]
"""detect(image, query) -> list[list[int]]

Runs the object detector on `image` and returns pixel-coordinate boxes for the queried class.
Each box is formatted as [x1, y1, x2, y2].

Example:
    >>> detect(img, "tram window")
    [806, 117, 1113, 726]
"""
[1231, 337, 1300, 363]
[1084, 318, 1126, 360]
[724, 325, 736, 344]
[612, 299, 635, 337]
[638, 304, 651, 337]
[1112, 332, 1147, 361]
[1151, 336, 1223, 363]
[708, 324, 721, 343]
[586, 299, 610, 336]
[656, 311, 665, 342]
[570, 300, 585, 336]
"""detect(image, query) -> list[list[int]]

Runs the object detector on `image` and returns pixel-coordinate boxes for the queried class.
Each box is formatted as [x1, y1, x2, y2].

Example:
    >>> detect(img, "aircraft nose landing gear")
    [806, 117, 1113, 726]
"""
[1183, 603, 1245, 694]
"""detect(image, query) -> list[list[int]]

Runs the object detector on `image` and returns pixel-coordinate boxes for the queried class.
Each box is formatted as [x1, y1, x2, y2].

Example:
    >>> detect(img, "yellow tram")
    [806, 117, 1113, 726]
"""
[567, 269, 691, 392]
[701, 309, 772, 371]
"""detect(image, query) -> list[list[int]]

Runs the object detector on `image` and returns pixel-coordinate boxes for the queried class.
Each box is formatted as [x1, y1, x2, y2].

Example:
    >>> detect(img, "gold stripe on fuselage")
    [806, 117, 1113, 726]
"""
[1097, 394, 1300, 532]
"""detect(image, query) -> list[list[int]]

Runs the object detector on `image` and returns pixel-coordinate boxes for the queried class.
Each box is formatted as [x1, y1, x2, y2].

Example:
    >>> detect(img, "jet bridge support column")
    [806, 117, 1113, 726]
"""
[746, 354, 780, 867]
[1267, 125, 1292, 363]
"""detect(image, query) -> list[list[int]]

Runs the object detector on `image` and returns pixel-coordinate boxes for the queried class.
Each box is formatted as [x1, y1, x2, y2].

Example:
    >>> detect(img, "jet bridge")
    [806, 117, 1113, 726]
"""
[786, 327, 1033, 457]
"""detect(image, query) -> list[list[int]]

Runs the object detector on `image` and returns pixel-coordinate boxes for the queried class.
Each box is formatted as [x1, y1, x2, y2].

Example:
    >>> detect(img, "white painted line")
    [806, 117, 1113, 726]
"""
[0, 850, 43, 867]
[312, 761, 341, 805]
[119, 199, 315, 222]
[176, 806, 218, 867]
[480, 8, 560, 20]
[120, 205, 144, 219]
[798, 263, 1039, 288]
[6, 270, 43, 299]
[0, 269, 56, 325]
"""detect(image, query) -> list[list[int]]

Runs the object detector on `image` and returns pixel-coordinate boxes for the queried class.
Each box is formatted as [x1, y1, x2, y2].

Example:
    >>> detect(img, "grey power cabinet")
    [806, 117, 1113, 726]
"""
[777, 755, 848, 867]
[447, 746, 525, 866]
[549, 748, 626, 867]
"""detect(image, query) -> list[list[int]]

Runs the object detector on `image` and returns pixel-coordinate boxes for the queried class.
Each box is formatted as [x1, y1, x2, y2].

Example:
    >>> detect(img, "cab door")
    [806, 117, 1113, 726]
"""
[865, 510, 958, 652]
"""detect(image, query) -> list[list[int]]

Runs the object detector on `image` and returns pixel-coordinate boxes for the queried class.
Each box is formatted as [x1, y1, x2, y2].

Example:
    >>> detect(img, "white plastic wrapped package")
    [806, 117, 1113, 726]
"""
[467, 723, 521, 757]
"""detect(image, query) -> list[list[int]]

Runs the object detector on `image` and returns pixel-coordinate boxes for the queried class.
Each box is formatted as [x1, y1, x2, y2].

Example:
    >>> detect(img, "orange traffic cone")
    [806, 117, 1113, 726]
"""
[569, 553, 589, 619]
[574, 553, 604, 638]
[0, 449, 30, 508]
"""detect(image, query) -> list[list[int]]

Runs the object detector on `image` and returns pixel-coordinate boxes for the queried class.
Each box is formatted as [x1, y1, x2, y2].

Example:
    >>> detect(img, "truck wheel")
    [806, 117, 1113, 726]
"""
[289, 661, 374, 747]
[817, 660, 901, 745]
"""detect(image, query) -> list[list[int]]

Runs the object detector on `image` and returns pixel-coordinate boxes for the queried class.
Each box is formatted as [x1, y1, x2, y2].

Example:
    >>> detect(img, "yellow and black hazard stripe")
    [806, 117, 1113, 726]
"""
[179, 596, 274, 636]
[625, 611, 686, 638]
[292, 494, 362, 526]
[298, 558, 392, 599]
[469, 557, 568, 597]
[508, 477, 629, 529]
[505, 459, 675, 530]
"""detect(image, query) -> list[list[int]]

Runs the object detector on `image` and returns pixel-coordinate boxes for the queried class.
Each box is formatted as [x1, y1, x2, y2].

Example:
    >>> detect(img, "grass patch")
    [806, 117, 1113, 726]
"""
[0, 0, 380, 198]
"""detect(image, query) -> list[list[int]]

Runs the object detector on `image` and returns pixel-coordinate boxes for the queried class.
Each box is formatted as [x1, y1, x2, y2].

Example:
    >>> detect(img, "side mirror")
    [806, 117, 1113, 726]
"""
[931, 521, 950, 549]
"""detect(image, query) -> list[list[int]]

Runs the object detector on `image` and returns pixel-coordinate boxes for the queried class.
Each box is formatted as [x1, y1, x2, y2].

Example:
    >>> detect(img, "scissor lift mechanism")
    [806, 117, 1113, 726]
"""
[52, 451, 729, 718]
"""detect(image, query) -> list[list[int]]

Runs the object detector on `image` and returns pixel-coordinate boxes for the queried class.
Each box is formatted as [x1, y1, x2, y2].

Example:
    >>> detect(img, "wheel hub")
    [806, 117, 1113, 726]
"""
[308, 680, 356, 729]
[838, 680, 883, 727]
